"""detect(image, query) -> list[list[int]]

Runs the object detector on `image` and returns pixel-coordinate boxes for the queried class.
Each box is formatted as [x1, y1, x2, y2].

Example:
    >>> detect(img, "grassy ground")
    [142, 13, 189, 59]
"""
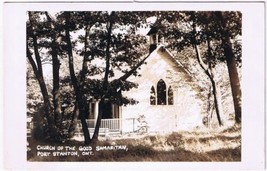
[27, 124, 241, 161]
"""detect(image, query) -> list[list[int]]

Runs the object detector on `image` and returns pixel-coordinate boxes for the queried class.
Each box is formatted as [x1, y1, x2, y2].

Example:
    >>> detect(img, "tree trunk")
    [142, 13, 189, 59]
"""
[194, 44, 223, 126]
[27, 45, 58, 139]
[209, 68, 223, 126]
[27, 12, 59, 140]
[92, 99, 104, 142]
[51, 44, 62, 128]
[92, 12, 114, 142]
[68, 104, 79, 137]
[225, 48, 241, 123]
[64, 12, 91, 144]
[215, 12, 242, 124]
[67, 26, 91, 139]
[103, 12, 114, 89]
[191, 17, 224, 126]
[45, 12, 62, 129]
[77, 102, 91, 145]
[78, 26, 92, 142]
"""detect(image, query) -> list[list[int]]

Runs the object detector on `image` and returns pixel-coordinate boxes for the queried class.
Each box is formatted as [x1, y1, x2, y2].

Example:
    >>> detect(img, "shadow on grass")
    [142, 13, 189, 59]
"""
[27, 124, 241, 161]
[27, 138, 241, 162]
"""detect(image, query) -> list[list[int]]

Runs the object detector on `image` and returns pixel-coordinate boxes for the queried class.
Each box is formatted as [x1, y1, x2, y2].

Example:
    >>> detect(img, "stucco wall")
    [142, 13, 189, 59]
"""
[121, 48, 203, 133]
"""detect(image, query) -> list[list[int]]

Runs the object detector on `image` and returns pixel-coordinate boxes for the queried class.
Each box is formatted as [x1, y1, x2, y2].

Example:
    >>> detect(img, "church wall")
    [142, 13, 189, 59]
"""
[121, 49, 203, 133]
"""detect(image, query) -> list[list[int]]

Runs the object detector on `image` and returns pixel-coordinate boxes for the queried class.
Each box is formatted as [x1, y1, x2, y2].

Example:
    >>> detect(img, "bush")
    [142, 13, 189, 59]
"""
[128, 144, 156, 157]
[222, 124, 241, 134]
[165, 133, 184, 149]
[32, 106, 49, 141]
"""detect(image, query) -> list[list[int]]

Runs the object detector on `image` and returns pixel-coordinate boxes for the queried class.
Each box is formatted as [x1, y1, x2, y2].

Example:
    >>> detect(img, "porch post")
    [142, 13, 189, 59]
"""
[119, 106, 122, 134]
[111, 104, 115, 118]
[94, 100, 99, 127]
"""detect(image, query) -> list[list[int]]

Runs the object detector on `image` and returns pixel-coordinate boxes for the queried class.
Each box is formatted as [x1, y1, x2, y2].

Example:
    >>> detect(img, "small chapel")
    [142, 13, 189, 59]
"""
[84, 26, 204, 134]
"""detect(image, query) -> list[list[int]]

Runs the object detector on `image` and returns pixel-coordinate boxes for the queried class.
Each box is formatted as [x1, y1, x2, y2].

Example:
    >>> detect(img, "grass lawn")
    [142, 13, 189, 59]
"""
[27, 124, 241, 161]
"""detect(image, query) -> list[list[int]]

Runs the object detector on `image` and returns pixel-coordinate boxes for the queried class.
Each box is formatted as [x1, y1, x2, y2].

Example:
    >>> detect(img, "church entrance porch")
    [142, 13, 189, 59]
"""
[75, 99, 122, 138]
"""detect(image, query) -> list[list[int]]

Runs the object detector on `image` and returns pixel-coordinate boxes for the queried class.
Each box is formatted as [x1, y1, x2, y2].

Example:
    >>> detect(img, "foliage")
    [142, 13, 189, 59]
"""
[31, 106, 49, 140]
[27, 11, 152, 143]
[27, 74, 43, 113]
[154, 11, 242, 124]
[136, 114, 149, 134]
[156, 11, 242, 65]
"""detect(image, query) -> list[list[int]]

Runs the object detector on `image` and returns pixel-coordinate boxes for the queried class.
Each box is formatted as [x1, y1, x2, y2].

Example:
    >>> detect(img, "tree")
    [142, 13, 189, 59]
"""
[214, 11, 242, 123]
[27, 12, 60, 140]
[27, 12, 76, 141]
[57, 11, 141, 144]
[78, 11, 149, 142]
[190, 12, 225, 126]
[27, 11, 150, 144]
[62, 11, 93, 144]
[154, 11, 224, 126]
[154, 11, 241, 126]
[45, 12, 63, 128]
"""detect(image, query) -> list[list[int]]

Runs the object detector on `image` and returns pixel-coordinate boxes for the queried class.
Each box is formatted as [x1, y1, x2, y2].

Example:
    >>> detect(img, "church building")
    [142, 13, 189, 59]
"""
[82, 27, 204, 134]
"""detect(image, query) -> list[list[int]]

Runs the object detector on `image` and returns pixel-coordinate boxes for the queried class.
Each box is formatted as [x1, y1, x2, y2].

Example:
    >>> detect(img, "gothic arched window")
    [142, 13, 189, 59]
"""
[150, 86, 156, 105]
[157, 79, 167, 105]
[168, 86, 174, 105]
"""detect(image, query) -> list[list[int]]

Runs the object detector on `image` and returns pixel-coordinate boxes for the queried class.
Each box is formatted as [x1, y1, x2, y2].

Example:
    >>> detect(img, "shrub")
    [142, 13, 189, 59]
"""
[32, 106, 49, 141]
[128, 144, 156, 157]
[165, 132, 184, 149]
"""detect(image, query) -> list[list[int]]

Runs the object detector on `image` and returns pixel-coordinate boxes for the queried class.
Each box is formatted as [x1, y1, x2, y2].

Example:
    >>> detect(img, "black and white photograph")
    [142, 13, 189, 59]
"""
[26, 10, 242, 161]
[2, 1, 265, 170]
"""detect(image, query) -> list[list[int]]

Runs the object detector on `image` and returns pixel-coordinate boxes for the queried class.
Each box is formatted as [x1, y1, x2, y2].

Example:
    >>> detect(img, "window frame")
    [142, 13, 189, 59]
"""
[150, 79, 174, 106]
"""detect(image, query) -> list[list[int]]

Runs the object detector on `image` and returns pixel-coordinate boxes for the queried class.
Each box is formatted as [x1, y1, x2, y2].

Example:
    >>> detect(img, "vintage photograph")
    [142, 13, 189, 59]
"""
[26, 11, 242, 161]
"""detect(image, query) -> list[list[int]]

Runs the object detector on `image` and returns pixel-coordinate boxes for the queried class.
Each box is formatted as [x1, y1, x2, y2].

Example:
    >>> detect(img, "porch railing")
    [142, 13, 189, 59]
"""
[76, 119, 121, 134]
